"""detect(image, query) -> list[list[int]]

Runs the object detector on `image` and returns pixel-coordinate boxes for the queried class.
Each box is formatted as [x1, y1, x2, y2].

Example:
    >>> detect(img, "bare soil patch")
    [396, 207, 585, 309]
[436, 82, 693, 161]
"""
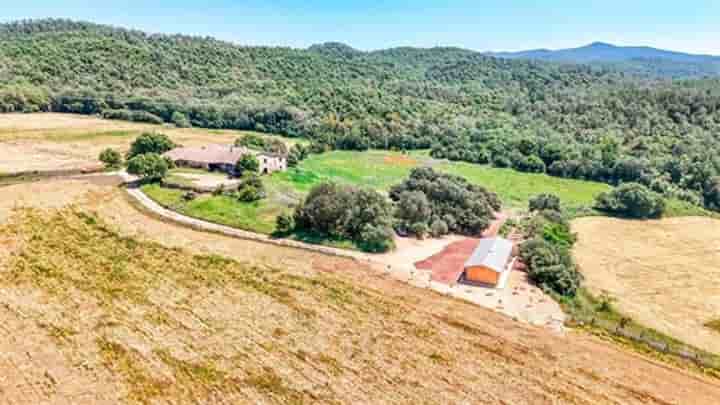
[1, 179, 719, 404]
[573, 216, 720, 354]
[383, 153, 418, 166]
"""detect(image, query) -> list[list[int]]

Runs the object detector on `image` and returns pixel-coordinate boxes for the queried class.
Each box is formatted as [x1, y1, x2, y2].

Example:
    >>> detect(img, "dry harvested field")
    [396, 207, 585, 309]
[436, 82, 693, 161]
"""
[0, 113, 294, 173]
[1, 178, 719, 404]
[573, 216, 720, 355]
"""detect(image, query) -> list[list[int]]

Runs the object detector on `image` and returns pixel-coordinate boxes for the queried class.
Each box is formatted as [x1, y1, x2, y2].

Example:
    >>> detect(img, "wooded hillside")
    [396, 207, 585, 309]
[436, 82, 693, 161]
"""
[2, 19, 720, 208]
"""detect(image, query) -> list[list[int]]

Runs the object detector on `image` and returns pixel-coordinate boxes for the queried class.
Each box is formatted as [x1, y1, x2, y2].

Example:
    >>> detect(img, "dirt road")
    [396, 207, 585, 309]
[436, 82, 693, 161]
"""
[1, 178, 720, 404]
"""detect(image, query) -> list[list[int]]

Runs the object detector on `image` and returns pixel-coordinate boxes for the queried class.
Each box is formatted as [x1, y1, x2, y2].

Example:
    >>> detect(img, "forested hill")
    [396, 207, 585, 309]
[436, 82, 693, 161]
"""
[2, 19, 720, 210]
[489, 42, 720, 78]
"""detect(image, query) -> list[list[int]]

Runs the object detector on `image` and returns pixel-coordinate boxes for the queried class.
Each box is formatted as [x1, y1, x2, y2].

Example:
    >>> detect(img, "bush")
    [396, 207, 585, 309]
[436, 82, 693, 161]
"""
[430, 219, 449, 237]
[293, 182, 394, 252]
[236, 173, 266, 202]
[171, 111, 191, 128]
[275, 213, 295, 234]
[595, 182, 665, 218]
[102, 109, 164, 124]
[520, 239, 582, 297]
[394, 190, 431, 234]
[359, 224, 396, 253]
[98, 148, 122, 169]
[287, 144, 309, 167]
[529, 193, 561, 212]
[127, 132, 176, 159]
[408, 222, 429, 239]
[235, 154, 260, 176]
[542, 222, 576, 249]
[182, 191, 197, 201]
[126, 153, 169, 182]
[263, 139, 289, 155]
[235, 134, 266, 149]
[703, 177, 720, 211]
[492, 154, 512, 168]
[389, 167, 500, 237]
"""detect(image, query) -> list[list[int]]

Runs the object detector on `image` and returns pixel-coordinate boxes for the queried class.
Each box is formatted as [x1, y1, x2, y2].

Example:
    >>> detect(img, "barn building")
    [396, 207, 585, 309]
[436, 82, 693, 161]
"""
[163, 144, 287, 175]
[462, 237, 514, 287]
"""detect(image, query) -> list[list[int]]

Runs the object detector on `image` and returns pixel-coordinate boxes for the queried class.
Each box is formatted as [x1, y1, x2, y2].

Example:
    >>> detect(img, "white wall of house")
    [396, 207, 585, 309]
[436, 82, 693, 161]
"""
[258, 155, 287, 174]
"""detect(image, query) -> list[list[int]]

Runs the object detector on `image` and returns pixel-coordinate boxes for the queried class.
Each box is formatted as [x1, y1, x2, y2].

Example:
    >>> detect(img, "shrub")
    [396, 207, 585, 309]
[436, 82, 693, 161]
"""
[182, 191, 197, 201]
[102, 109, 164, 124]
[529, 193, 561, 212]
[520, 238, 582, 297]
[126, 153, 169, 182]
[98, 148, 122, 169]
[235, 134, 266, 149]
[235, 154, 260, 176]
[389, 167, 500, 237]
[287, 144, 309, 167]
[703, 177, 720, 211]
[595, 182, 665, 219]
[430, 219, 449, 237]
[542, 222, 576, 249]
[236, 173, 266, 202]
[275, 213, 295, 235]
[171, 111, 191, 128]
[408, 222, 429, 239]
[492, 154, 512, 168]
[263, 139, 288, 155]
[394, 190, 431, 234]
[293, 182, 394, 252]
[359, 224, 396, 253]
[127, 132, 176, 159]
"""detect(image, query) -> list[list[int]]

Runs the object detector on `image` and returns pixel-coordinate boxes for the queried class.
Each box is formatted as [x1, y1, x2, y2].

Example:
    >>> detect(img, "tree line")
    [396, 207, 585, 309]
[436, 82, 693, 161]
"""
[3, 19, 720, 209]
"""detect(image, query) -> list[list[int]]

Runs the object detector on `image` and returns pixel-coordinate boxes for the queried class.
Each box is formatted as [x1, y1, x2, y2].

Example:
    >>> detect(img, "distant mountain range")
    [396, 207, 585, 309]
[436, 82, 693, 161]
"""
[488, 42, 720, 78]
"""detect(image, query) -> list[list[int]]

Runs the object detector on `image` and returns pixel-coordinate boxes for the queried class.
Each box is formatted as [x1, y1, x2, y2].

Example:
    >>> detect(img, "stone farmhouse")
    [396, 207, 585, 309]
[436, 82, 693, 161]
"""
[163, 144, 287, 175]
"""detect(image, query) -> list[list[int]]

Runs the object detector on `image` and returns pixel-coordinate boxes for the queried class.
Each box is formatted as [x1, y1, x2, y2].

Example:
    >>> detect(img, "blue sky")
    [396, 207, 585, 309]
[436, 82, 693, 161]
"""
[3, 1, 719, 54]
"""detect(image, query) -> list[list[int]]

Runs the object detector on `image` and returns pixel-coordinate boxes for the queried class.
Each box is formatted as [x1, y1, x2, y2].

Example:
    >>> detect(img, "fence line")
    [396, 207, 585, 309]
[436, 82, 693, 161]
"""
[572, 316, 720, 370]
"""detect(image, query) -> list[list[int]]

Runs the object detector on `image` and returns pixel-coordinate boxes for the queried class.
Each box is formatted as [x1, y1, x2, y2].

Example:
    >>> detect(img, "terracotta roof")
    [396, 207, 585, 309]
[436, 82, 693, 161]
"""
[463, 237, 513, 273]
[163, 144, 251, 165]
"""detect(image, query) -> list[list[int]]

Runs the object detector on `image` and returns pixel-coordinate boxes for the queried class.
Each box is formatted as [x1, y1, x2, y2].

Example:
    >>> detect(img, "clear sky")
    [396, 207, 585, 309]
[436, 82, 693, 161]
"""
[3, 1, 719, 55]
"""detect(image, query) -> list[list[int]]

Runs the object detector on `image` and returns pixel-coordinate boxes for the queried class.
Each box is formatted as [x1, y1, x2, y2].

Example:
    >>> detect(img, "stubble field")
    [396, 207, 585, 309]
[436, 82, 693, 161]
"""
[1, 177, 719, 404]
[573, 216, 720, 355]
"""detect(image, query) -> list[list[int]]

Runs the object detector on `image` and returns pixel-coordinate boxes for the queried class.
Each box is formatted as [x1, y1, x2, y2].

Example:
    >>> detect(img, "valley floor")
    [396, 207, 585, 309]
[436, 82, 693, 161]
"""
[1, 177, 719, 404]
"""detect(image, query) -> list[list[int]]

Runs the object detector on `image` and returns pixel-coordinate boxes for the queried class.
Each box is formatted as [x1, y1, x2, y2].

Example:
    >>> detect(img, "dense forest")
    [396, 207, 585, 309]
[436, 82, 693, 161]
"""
[2, 19, 720, 209]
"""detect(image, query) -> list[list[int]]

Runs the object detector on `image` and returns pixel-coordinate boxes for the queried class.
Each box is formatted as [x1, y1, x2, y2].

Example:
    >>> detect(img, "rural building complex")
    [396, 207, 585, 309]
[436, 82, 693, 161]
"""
[164, 144, 287, 175]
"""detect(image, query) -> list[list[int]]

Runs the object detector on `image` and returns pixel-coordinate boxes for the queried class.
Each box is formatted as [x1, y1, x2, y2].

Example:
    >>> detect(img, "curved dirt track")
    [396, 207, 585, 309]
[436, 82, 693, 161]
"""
[1, 178, 720, 404]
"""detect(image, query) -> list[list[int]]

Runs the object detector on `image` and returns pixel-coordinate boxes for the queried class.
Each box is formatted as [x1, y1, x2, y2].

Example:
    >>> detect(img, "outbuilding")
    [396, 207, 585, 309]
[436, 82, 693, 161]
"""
[462, 237, 514, 287]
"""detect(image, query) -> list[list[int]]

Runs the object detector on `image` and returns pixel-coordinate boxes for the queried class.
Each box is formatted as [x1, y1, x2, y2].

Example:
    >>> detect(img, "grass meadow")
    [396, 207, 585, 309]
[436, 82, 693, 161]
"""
[143, 150, 613, 236]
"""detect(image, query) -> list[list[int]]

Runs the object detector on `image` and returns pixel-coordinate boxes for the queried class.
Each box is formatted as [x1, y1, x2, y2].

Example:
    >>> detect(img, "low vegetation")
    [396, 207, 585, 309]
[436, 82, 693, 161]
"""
[126, 132, 176, 160]
[389, 167, 501, 238]
[706, 319, 720, 333]
[98, 148, 123, 169]
[126, 153, 170, 182]
[292, 182, 395, 252]
[519, 198, 582, 297]
[141, 150, 618, 248]
[595, 182, 666, 219]
[235, 154, 259, 176]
